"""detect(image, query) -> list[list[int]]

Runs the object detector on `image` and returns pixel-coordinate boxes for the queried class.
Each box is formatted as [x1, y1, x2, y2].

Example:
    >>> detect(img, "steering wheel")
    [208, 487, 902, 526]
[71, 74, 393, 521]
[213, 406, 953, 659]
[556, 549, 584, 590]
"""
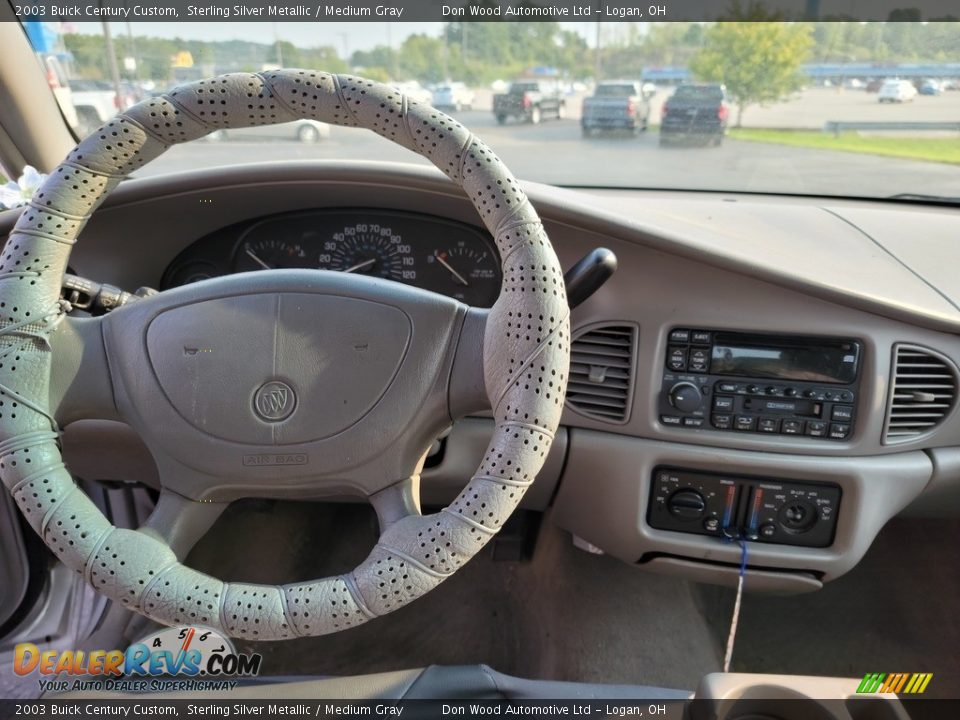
[0, 71, 569, 639]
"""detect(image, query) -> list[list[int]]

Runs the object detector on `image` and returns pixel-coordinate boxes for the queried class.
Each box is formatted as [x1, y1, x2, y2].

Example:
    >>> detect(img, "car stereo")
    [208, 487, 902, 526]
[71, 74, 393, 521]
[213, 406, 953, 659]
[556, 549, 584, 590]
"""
[658, 329, 861, 440]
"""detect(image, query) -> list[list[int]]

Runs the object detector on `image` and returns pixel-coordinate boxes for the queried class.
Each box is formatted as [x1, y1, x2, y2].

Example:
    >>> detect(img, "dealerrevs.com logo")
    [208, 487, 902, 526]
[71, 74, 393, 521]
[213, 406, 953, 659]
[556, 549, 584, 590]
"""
[14, 626, 262, 694]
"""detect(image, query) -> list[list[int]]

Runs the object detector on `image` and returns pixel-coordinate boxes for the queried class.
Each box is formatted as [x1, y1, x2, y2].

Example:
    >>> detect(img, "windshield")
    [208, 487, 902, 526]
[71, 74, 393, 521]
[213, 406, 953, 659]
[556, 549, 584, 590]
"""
[16, 18, 960, 200]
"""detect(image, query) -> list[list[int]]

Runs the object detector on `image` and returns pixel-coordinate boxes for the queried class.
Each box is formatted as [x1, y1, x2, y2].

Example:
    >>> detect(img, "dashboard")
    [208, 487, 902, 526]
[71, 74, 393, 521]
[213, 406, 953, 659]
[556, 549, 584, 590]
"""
[5, 160, 960, 595]
[160, 208, 502, 308]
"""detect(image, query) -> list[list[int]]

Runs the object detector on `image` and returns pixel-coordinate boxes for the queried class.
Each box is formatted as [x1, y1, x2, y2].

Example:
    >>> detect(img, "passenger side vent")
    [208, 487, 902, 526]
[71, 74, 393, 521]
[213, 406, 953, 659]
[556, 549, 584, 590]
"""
[884, 344, 958, 443]
[566, 323, 637, 423]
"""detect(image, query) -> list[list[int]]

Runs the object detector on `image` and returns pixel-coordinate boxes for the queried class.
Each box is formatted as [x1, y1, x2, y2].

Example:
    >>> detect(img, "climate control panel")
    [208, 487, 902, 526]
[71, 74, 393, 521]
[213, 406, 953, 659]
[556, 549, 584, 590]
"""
[647, 467, 841, 548]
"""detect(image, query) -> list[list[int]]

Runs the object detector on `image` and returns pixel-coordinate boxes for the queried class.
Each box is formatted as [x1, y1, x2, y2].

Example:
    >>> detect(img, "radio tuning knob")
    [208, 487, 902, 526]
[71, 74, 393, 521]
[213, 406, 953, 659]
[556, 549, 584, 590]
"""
[669, 382, 703, 413]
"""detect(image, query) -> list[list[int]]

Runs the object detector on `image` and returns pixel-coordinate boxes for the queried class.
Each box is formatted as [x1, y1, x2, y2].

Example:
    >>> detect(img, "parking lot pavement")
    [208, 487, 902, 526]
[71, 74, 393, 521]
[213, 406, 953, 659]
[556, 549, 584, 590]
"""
[138, 111, 960, 200]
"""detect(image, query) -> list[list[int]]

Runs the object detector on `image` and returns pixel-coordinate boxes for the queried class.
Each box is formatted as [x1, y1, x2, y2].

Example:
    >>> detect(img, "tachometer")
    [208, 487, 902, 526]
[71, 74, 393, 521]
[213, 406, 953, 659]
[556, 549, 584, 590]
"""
[233, 237, 308, 272]
[320, 223, 415, 282]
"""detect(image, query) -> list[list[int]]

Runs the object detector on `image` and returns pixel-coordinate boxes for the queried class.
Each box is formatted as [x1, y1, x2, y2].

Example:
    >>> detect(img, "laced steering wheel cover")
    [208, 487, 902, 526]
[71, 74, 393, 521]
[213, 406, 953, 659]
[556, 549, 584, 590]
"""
[0, 71, 570, 639]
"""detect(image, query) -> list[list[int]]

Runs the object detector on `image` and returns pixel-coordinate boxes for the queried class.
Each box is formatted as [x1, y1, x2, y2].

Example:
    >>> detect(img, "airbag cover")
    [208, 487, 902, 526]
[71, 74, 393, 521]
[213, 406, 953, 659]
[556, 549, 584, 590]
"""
[146, 292, 411, 445]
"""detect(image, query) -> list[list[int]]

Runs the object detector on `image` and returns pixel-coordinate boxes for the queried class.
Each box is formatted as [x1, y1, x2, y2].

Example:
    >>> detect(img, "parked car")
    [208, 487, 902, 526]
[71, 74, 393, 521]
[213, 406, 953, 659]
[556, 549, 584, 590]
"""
[660, 83, 728, 146]
[432, 82, 475, 111]
[878, 79, 917, 103]
[581, 80, 654, 136]
[865, 79, 885, 93]
[68, 79, 121, 136]
[918, 79, 942, 96]
[392, 81, 433, 105]
[204, 119, 331, 143]
[493, 80, 565, 125]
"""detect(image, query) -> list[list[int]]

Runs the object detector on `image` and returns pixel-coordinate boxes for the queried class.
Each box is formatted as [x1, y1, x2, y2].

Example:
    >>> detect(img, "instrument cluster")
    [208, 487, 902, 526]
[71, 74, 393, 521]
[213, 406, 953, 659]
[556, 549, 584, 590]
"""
[161, 209, 502, 307]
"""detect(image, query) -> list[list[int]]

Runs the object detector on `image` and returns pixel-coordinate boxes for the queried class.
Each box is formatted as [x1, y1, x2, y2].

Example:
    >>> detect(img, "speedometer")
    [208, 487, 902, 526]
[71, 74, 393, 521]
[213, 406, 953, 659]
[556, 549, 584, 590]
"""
[320, 223, 416, 283]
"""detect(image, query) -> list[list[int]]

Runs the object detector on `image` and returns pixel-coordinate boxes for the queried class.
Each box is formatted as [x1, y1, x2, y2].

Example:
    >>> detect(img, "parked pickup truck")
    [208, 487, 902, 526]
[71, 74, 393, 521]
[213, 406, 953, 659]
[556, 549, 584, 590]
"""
[660, 83, 729, 146]
[69, 79, 121, 137]
[581, 80, 655, 136]
[493, 81, 565, 125]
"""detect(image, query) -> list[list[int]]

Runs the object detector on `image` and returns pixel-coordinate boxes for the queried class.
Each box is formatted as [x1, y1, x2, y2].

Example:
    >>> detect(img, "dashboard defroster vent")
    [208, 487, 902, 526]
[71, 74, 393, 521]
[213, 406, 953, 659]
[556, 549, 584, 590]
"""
[883, 344, 958, 443]
[566, 323, 638, 423]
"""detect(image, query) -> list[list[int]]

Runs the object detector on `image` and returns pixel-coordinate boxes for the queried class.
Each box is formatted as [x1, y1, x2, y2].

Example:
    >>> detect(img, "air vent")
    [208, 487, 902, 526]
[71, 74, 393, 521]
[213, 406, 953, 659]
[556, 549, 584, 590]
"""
[566, 323, 637, 423]
[883, 344, 958, 443]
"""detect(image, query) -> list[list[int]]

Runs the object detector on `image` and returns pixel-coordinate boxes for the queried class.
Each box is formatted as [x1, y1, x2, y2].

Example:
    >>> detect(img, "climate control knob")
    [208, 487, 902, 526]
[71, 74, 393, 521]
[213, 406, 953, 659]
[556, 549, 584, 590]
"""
[669, 382, 703, 413]
[668, 489, 706, 520]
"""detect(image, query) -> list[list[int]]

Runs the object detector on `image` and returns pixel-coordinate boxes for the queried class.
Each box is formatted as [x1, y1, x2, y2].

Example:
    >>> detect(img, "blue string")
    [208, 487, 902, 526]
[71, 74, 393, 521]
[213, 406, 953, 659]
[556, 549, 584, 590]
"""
[739, 539, 749, 576]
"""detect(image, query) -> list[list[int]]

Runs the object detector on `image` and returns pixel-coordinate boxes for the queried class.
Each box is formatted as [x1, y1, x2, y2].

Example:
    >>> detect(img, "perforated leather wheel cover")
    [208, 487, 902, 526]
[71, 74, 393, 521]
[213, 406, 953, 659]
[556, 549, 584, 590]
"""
[0, 71, 570, 639]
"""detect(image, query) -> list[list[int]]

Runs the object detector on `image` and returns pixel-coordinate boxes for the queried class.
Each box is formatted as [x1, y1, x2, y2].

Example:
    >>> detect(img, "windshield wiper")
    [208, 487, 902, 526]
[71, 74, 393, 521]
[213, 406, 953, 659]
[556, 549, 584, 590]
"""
[888, 193, 960, 206]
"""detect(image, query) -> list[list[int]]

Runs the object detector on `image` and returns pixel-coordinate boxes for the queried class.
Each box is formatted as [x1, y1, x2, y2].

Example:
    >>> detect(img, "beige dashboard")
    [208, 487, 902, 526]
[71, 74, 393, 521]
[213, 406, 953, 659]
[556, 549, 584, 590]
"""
[2, 160, 958, 593]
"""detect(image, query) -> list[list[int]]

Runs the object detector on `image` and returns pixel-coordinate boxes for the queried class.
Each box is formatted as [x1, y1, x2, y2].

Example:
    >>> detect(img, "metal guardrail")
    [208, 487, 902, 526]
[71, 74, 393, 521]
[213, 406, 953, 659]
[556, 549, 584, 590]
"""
[824, 120, 960, 135]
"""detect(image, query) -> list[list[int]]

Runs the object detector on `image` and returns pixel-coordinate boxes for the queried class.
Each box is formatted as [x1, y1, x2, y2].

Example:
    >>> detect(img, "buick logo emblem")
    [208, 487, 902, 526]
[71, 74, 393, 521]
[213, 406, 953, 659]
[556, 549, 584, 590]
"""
[253, 381, 296, 422]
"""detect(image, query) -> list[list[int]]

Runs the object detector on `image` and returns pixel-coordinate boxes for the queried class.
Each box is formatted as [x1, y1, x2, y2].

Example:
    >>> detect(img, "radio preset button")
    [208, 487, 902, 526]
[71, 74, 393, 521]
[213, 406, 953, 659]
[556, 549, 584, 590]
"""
[832, 405, 854, 421]
[691, 330, 712, 344]
[830, 423, 851, 439]
[661, 415, 682, 426]
[781, 419, 804, 435]
[712, 414, 733, 429]
[784, 387, 797, 397]
[746, 384, 760, 394]
[669, 329, 691, 343]
[735, 415, 757, 431]
[760, 523, 777, 538]
[806, 421, 828, 437]
[758, 417, 780, 433]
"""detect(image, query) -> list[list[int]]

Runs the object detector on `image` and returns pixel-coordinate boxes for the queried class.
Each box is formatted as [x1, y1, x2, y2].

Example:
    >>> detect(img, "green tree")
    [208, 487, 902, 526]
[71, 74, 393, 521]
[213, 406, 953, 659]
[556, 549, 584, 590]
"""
[690, 22, 812, 127]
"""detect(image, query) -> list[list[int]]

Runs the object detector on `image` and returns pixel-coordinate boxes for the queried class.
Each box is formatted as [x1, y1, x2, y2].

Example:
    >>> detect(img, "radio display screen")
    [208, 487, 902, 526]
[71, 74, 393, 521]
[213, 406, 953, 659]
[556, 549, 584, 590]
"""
[710, 336, 859, 384]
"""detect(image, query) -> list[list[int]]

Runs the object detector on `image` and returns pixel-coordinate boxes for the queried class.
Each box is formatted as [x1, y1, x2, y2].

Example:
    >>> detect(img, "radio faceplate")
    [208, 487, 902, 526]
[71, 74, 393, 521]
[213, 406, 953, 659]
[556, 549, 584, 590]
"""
[659, 329, 861, 441]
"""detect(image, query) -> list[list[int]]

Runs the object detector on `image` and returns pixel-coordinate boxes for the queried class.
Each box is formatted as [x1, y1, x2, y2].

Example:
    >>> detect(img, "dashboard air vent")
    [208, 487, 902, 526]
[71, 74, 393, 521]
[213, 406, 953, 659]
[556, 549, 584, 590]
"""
[884, 344, 958, 443]
[566, 324, 637, 423]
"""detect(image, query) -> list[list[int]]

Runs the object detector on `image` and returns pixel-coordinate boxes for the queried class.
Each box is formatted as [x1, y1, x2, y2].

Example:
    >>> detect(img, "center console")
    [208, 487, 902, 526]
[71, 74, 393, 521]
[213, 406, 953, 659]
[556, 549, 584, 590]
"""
[659, 329, 862, 441]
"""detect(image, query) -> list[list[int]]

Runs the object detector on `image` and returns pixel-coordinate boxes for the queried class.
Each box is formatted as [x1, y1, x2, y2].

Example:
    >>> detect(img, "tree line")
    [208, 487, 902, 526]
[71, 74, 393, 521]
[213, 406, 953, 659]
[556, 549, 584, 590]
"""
[62, 21, 960, 88]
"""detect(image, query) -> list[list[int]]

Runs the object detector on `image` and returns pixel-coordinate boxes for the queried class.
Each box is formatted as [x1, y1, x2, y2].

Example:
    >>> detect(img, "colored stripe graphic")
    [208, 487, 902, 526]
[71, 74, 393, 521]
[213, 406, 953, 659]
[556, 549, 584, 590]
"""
[858, 673, 932, 694]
